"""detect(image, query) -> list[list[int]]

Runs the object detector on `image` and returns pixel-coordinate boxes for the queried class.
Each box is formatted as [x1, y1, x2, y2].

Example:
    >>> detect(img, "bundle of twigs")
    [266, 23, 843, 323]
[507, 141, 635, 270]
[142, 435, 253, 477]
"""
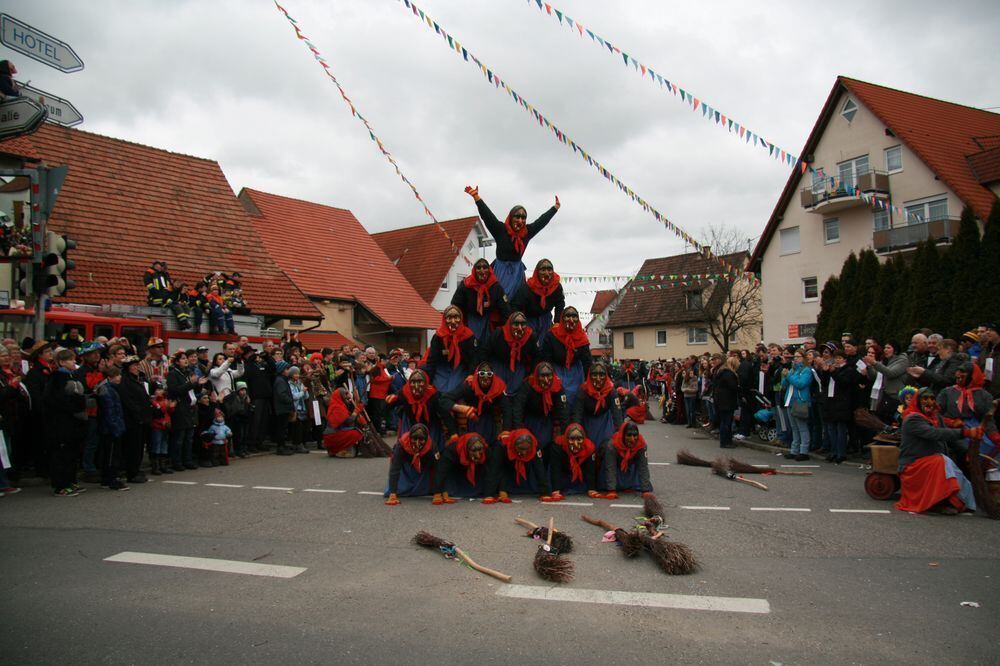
[532, 517, 575, 583]
[711, 458, 769, 491]
[514, 517, 574, 553]
[355, 408, 393, 457]
[412, 531, 512, 582]
[726, 456, 813, 476]
[676, 448, 713, 468]
[581, 515, 642, 557]
[641, 493, 666, 533]
[638, 532, 699, 575]
[966, 401, 1000, 520]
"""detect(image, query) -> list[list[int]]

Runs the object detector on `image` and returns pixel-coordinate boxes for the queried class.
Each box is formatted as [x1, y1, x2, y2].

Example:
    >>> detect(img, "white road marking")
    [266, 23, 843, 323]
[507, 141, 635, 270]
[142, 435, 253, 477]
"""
[552, 501, 593, 507]
[252, 486, 294, 491]
[357, 491, 384, 496]
[610, 503, 643, 509]
[162, 480, 197, 485]
[750, 507, 811, 512]
[829, 509, 891, 514]
[104, 551, 305, 578]
[781, 464, 820, 468]
[302, 489, 347, 494]
[679, 505, 730, 511]
[204, 483, 244, 488]
[649, 462, 671, 466]
[497, 584, 770, 614]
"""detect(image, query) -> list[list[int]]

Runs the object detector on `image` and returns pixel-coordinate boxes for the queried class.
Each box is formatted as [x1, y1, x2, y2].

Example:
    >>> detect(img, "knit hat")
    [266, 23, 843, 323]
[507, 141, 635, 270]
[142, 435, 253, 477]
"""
[962, 330, 979, 343]
[275, 360, 290, 374]
[288, 366, 301, 377]
[822, 341, 839, 353]
[236, 381, 248, 391]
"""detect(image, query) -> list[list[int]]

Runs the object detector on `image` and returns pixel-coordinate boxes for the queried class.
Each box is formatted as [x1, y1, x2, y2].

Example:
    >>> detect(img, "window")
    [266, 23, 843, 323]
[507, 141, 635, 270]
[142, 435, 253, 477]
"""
[729, 330, 740, 344]
[779, 226, 800, 255]
[598, 331, 610, 346]
[440, 274, 449, 290]
[623, 332, 634, 349]
[838, 154, 869, 189]
[687, 327, 708, 345]
[685, 291, 702, 311]
[823, 218, 840, 244]
[289, 319, 303, 326]
[811, 168, 827, 194]
[885, 145, 902, 173]
[904, 197, 948, 225]
[802, 277, 819, 302]
[841, 98, 858, 123]
[655, 330, 667, 346]
[873, 208, 891, 231]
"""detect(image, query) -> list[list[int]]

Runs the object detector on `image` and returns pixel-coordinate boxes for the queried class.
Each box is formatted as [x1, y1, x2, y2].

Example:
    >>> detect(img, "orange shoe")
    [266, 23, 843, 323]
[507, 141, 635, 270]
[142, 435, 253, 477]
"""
[431, 493, 444, 505]
[498, 491, 512, 504]
[384, 493, 400, 506]
[641, 491, 655, 499]
[587, 490, 603, 499]
[540, 495, 556, 503]
[602, 491, 618, 500]
[481, 496, 497, 505]
[442, 492, 457, 504]
[551, 491, 565, 502]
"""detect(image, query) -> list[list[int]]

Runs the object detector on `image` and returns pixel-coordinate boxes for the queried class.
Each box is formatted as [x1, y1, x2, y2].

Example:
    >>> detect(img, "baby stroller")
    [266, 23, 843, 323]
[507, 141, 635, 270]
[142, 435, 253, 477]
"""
[748, 389, 776, 442]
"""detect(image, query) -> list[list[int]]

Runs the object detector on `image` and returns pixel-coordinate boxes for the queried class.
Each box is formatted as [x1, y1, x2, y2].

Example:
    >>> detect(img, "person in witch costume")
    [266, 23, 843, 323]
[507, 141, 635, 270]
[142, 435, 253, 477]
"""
[422, 305, 478, 394]
[540, 306, 592, 412]
[433, 432, 502, 503]
[384, 423, 436, 505]
[451, 258, 510, 343]
[322, 384, 364, 457]
[511, 258, 564, 347]
[441, 361, 511, 447]
[621, 385, 649, 425]
[550, 422, 599, 497]
[512, 361, 569, 479]
[616, 361, 641, 392]
[600, 422, 653, 498]
[496, 428, 557, 502]
[572, 362, 623, 466]
[385, 369, 456, 453]
[936, 363, 1000, 464]
[464, 185, 560, 299]
[484, 311, 536, 396]
[895, 387, 977, 515]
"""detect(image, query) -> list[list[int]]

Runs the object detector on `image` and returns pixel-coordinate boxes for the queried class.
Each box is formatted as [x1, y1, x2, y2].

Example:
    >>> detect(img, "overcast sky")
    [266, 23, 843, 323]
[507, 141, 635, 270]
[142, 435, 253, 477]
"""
[6, 0, 999, 318]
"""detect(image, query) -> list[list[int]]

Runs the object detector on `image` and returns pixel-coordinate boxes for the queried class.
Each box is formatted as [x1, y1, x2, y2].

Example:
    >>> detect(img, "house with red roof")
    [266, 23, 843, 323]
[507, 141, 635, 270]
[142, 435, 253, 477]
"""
[372, 217, 491, 312]
[239, 189, 441, 353]
[749, 76, 1000, 343]
[0, 125, 320, 349]
[585, 288, 622, 357]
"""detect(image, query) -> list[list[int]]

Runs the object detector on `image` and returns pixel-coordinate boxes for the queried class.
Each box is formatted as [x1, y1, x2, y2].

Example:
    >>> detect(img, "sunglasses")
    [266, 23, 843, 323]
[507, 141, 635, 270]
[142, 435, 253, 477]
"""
[512, 213, 527, 219]
[478, 370, 494, 378]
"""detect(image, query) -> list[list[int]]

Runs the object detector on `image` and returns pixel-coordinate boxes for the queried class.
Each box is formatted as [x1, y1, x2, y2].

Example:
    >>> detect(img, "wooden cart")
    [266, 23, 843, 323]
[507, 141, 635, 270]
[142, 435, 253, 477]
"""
[864, 433, 901, 500]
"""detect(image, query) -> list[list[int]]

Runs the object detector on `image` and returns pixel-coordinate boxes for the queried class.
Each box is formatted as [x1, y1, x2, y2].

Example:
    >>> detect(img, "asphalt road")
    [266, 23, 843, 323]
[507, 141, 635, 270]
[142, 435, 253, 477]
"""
[2, 419, 997, 665]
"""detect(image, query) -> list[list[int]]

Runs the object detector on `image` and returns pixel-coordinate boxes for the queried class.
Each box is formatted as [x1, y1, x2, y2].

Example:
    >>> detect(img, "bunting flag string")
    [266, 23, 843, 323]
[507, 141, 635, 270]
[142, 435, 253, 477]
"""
[273, 2, 469, 264]
[561, 272, 739, 284]
[395, 0, 758, 285]
[522, 0, 812, 176]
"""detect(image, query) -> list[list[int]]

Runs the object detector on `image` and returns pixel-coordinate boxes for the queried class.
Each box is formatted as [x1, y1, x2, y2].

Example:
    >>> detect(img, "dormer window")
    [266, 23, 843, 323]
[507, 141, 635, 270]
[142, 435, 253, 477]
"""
[841, 98, 858, 123]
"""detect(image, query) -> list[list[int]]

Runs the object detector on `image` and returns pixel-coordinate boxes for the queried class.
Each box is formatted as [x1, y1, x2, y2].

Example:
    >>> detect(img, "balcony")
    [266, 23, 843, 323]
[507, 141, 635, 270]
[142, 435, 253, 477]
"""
[800, 170, 890, 214]
[873, 215, 959, 253]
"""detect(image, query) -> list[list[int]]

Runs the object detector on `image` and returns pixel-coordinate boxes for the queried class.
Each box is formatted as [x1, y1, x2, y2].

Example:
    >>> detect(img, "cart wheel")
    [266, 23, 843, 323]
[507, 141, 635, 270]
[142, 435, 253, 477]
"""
[865, 472, 897, 500]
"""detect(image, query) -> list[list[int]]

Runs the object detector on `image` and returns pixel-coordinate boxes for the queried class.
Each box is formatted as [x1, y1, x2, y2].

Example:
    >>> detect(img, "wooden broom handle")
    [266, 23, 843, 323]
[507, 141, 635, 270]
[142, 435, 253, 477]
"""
[735, 476, 769, 491]
[772, 470, 813, 476]
[580, 514, 616, 531]
[453, 547, 512, 583]
[547, 517, 555, 546]
[514, 517, 540, 530]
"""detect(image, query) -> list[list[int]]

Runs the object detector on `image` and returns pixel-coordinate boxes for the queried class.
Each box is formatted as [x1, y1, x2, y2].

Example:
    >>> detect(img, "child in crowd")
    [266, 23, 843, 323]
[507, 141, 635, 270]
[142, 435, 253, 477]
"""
[95, 366, 128, 491]
[149, 385, 175, 475]
[202, 408, 233, 466]
[229, 381, 251, 457]
[196, 390, 215, 467]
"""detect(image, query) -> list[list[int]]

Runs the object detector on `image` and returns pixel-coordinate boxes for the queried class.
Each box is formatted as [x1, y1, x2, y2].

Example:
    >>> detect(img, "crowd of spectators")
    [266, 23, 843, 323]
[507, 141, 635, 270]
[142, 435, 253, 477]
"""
[143, 261, 249, 333]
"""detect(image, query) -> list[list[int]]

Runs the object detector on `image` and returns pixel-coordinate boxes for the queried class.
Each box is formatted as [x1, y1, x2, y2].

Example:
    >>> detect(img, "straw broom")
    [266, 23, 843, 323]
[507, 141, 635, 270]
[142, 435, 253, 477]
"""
[533, 517, 574, 583]
[711, 457, 769, 491]
[638, 531, 699, 575]
[726, 456, 813, 476]
[514, 517, 574, 553]
[676, 448, 713, 468]
[412, 531, 512, 582]
[580, 514, 642, 557]
[965, 400, 1000, 520]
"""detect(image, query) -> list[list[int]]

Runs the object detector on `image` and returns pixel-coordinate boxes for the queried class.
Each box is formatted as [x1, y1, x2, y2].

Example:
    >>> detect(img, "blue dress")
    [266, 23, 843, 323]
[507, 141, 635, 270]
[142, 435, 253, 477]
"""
[492, 259, 526, 302]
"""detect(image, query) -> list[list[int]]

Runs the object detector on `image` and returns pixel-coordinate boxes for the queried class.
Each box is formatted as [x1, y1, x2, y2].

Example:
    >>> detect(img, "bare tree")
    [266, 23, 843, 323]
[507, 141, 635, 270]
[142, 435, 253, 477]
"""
[692, 225, 761, 351]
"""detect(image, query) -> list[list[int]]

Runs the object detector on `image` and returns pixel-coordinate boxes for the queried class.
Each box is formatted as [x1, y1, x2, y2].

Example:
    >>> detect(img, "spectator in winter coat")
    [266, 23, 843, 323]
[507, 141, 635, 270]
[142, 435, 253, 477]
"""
[819, 351, 859, 464]
[95, 367, 128, 490]
[45, 348, 87, 496]
[272, 361, 295, 456]
[202, 408, 233, 466]
[909, 338, 963, 394]
[149, 385, 175, 474]
[865, 340, 910, 423]
[118, 356, 152, 483]
[712, 355, 740, 449]
[780, 349, 814, 461]
[166, 350, 209, 471]
[243, 349, 275, 452]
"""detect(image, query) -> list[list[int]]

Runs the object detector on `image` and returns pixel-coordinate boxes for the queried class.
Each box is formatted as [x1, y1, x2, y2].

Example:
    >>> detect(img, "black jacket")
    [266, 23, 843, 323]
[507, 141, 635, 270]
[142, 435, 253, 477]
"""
[451, 280, 510, 323]
[711, 368, 739, 412]
[819, 364, 858, 423]
[511, 381, 568, 430]
[244, 358, 275, 400]
[571, 386, 624, 432]
[273, 375, 294, 416]
[441, 380, 512, 432]
[475, 198, 557, 262]
[483, 328, 537, 375]
[510, 281, 565, 320]
[118, 373, 153, 427]
[43, 368, 86, 443]
[422, 334, 478, 383]
[167, 366, 198, 429]
[539, 333, 592, 374]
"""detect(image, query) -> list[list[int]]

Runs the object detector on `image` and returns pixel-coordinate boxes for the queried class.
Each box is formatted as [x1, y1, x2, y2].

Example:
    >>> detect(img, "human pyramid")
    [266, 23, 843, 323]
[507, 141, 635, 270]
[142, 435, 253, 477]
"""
[380, 187, 652, 506]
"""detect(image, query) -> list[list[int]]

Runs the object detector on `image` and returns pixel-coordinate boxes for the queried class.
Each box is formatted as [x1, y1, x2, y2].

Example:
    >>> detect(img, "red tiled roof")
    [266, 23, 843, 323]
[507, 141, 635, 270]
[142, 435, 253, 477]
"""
[606, 252, 747, 328]
[372, 217, 479, 303]
[239, 189, 440, 329]
[750, 77, 1000, 269]
[590, 289, 618, 314]
[298, 330, 358, 352]
[968, 146, 1000, 184]
[0, 133, 41, 161]
[24, 125, 320, 319]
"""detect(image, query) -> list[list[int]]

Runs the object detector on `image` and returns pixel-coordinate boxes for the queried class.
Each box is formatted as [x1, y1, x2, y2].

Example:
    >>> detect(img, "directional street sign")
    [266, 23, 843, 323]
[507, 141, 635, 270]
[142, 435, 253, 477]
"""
[0, 97, 46, 140]
[16, 81, 83, 127]
[0, 14, 84, 73]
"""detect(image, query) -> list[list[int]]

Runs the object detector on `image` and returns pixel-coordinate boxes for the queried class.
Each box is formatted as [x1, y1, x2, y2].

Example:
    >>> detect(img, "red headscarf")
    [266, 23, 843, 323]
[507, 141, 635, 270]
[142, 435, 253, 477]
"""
[581, 365, 614, 415]
[555, 423, 596, 483]
[504, 207, 528, 256]
[435, 307, 475, 369]
[504, 428, 538, 485]
[456, 433, 488, 486]
[549, 310, 589, 369]
[954, 363, 986, 415]
[401, 370, 438, 425]
[526, 362, 563, 416]
[501, 314, 533, 372]
[464, 367, 507, 419]
[463, 262, 499, 316]
[902, 387, 939, 426]
[625, 387, 648, 424]
[525, 261, 560, 310]
[399, 425, 432, 473]
[611, 423, 647, 472]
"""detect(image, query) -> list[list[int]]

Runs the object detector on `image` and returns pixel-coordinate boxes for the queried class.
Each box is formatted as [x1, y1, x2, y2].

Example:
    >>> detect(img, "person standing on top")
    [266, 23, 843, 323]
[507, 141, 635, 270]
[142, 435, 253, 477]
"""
[464, 185, 560, 299]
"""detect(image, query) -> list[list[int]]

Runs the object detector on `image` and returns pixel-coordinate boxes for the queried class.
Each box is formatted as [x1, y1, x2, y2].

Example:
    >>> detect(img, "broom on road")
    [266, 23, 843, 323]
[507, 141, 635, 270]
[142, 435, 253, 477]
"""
[532, 517, 575, 583]
[711, 457, 769, 491]
[514, 517, 574, 554]
[676, 448, 713, 468]
[638, 531, 699, 575]
[412, 531, 512, 582]
[580, 514, 642, 557]
[726, 456, 813, 476]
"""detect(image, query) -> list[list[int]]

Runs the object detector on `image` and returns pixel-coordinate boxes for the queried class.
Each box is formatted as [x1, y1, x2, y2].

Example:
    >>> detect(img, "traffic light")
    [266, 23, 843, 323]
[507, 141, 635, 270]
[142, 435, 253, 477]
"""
[40, 230, 76, 296]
